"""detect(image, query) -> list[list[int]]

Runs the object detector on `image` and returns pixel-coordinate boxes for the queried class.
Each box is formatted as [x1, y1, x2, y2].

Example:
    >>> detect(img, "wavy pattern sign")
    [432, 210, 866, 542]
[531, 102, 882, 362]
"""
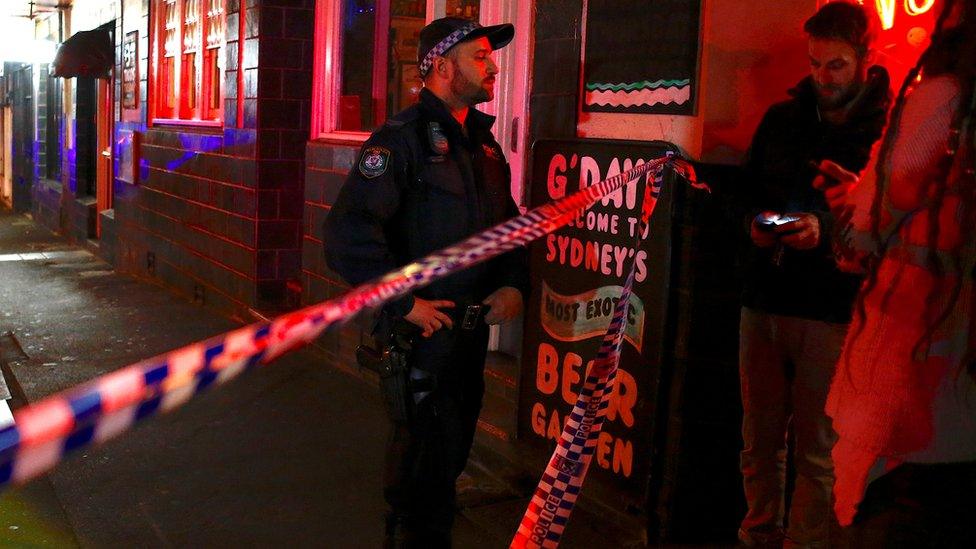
[582, 1, 702, 114]
[584, 86, 691, 109]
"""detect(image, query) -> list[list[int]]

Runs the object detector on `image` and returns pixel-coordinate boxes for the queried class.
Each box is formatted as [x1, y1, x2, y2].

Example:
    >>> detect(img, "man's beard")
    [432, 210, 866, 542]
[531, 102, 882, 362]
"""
[815, 81, 861, 110]
[451, 69, 491, 105]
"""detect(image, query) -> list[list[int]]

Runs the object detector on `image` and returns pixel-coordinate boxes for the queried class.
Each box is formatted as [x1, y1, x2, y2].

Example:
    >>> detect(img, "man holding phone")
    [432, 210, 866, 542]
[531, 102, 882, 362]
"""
[735, 2, 891, 547]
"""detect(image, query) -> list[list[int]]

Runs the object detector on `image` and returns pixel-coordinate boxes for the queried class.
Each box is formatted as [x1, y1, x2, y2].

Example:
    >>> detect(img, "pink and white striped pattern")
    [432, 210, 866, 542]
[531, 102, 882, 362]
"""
[0, 153, 704, 535]
[585, 86, 691, 108]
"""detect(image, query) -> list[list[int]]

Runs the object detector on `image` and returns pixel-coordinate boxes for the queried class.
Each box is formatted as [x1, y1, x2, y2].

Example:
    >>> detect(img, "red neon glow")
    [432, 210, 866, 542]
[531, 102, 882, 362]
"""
[875, 0, 936, 30]
[876, 0, 897, 29]
[904, 0, 936, 16]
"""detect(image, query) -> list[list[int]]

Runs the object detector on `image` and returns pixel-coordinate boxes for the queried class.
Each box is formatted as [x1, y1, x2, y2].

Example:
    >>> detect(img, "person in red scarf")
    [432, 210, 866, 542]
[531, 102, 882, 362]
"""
[814, 1, 976, 545]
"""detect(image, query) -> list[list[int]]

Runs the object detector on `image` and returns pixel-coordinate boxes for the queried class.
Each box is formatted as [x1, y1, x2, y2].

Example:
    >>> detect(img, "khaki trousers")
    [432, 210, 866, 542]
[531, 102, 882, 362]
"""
[739, 307, 847, 548]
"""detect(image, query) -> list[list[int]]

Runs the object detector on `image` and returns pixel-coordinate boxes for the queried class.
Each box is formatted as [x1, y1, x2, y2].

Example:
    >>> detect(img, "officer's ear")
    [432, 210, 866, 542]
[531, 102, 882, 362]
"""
[433, 55, 453, 79]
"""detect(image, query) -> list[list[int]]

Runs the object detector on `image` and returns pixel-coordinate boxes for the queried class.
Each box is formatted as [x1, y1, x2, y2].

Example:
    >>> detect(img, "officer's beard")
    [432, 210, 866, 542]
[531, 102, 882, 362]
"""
[450, 63, 492, 106]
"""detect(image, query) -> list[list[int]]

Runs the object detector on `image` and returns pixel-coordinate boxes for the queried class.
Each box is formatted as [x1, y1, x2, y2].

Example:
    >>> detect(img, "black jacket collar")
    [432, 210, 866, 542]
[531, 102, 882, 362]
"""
[418, 88, 497, 140]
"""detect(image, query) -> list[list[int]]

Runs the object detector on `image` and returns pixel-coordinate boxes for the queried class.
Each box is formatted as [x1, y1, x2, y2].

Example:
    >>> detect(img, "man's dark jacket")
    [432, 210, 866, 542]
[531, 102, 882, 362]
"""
[323, 89, 529, 319]
[739, 66, 890, 323]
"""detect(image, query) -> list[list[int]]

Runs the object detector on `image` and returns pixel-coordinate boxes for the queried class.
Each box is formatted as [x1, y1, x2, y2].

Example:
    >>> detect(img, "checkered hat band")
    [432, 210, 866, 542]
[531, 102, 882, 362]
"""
[419, 22, 480, 77]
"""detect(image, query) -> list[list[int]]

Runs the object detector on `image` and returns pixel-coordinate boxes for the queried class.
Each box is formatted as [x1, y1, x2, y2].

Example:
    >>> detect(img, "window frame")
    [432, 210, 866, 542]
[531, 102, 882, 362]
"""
[313, 0, 443, 142]
[313, 0, 376, 142]
[313, 1, 504, 141]
[149, 0, 226, 127]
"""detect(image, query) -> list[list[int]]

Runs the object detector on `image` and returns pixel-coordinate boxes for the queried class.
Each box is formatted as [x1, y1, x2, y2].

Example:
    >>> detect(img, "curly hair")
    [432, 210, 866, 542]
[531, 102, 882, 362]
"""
[851, 0, 976, 380]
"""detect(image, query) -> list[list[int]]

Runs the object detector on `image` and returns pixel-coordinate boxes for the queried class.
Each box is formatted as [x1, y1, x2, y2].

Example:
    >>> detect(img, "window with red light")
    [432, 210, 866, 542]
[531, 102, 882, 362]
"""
[314, 0, 434, 136]
[337, 0, 428, 132]
[152, 0, 225, 125]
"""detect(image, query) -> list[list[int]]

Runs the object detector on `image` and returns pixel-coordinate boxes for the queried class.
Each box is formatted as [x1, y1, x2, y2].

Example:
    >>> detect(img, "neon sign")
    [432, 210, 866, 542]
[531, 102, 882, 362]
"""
[904, 0, 937, 16]
[875, 0, 937, 29]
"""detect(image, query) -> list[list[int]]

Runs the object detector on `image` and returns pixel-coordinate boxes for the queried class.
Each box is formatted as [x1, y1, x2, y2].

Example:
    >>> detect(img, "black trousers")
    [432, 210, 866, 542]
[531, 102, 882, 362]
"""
[382, 318, 489, 543]
[842, 461, 976, 548]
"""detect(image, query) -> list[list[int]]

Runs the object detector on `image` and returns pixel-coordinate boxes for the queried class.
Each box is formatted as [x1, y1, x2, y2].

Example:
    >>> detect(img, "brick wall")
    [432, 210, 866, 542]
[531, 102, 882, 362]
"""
[110, 0, 314, 317]
[302, 141, 368, 372]
[116, 128, 262, 314]
[251, 0, 315, 310]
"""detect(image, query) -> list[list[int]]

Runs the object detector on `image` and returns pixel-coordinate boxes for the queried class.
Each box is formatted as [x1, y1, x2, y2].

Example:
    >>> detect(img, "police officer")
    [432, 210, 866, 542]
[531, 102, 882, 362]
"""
[323, 17, 527, 548]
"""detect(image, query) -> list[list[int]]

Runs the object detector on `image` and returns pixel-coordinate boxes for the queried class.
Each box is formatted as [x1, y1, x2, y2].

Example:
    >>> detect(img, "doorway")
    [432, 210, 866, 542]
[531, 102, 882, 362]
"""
[477, 0, 532, 209]
[75, 75, 98, 196]
[74, 21, 115, 238]
[468, 0, 533, 356]
[10, 65, 34, 213]
[96, 75, 113, 233]
[1, 103, 12, 209]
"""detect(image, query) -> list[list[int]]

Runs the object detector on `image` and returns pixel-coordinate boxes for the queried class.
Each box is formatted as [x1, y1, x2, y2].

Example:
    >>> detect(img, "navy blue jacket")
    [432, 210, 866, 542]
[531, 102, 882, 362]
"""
[324, 89, 529, 317]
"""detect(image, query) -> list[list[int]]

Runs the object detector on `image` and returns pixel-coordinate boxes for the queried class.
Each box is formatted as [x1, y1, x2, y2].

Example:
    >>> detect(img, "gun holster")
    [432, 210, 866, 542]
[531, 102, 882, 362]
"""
[356, 320, 423, 424]
[357, 343, 411, 423]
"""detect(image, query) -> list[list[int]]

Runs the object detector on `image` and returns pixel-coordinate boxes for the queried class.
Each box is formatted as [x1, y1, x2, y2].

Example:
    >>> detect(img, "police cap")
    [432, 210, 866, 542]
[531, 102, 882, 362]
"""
[418, 17, 514, 77]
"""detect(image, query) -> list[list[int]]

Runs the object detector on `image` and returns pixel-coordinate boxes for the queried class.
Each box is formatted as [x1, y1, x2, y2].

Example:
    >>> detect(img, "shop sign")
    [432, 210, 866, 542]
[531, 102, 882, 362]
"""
[519, 139, 678, 503]
[122, 31, 138, 110]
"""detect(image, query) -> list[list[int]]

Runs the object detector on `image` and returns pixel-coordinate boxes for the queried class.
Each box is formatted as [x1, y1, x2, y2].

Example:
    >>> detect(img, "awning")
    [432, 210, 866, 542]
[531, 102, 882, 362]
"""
[51, 29, 113, 78]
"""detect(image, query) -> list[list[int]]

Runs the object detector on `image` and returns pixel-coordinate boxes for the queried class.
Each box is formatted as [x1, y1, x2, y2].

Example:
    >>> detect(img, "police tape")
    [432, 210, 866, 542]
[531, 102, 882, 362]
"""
[0, 153, 704, 525]
[510, 153, 701, 548]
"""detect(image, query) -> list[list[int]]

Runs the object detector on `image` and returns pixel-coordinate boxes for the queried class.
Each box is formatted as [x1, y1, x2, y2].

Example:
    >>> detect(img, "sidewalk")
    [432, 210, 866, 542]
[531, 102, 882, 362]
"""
[0, 210, 646, 548]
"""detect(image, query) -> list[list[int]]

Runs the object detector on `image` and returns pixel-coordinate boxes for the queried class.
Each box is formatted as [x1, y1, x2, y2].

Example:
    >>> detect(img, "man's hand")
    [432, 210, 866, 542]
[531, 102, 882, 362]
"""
[812, 159, 859, 215]
[750, 211, 780, 248]
[404, 297, 455, 337]
[483, 287, 523, 325]
[777, 213, 820, 250]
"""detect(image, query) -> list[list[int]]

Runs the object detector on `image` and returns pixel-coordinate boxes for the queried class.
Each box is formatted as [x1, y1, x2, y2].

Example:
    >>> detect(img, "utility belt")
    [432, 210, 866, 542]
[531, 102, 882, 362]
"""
[355, 303, 489, 422]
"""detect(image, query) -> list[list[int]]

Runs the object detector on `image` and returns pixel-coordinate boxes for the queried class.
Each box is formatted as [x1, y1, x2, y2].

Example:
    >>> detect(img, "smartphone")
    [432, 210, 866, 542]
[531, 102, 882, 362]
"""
[755, 213, 801, 232]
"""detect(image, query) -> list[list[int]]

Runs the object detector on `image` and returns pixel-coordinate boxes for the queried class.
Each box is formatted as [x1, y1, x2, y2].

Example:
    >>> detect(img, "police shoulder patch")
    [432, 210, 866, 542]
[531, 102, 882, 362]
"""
[359, 146, 391, 179]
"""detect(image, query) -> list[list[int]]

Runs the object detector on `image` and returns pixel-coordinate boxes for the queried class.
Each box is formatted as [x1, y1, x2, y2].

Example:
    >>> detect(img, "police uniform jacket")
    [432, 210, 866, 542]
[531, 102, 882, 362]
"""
[324, 89, 529, 318]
